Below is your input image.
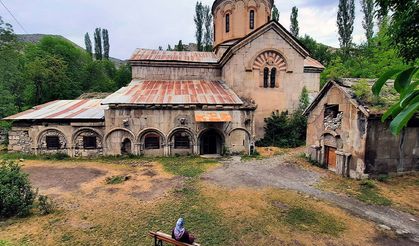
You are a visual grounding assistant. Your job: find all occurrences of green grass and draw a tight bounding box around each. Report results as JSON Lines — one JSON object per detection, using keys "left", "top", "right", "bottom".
{"left": 0, "top": 152, "right": 69, "bottom": 161}
{"left": 105, "top": 175, "right": 129, "bottom": 185}
{"left": 157, "top": 156, "right": 218, "bottom": 178}
{"left": 0, "top": 240, "right": 12, "bottom": 246}
{"left": 357, "top": 186, "right": 392, "bottom": 206}
{"left": 284, "top": 207, "right": 345, "bottom": 236}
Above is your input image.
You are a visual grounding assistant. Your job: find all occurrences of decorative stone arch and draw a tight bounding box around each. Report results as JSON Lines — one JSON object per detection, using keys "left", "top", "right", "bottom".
{"left": 36, "top": 128, "right": 68, "bottom": 154}
{"left": 198, "top": 128, "right": 226, "bottom": 155}
{"left": 167, "top": 127, "right": 197, "bottom": 156}
{"left": 104, "top": 128, "right": 136, "bottom": 156}
{"left": 72, "top": 128, "right": 104, "bottom": 157}
{"left": 137, "top": 128, "right": 166, "bottom": 156}
{"left": 227, "top": 128, "right": 252, "bottom": 154}
{"left": 251, "top": 50, "right": 288, "bottom": 71}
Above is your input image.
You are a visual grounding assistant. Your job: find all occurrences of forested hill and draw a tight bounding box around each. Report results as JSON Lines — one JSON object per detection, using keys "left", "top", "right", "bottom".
{"left": 17, "top": 34, "right": 125, "bottom": 67}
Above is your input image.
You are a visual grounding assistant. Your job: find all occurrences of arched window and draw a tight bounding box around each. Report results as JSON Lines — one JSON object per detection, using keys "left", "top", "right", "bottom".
{"left": 226, "top": 14, "right": 230, "bottom": 33}
{"left": 249, "top": 10, "right": 255, "bottom": 29}
{"left": 174, "top": 132, "right": 190, "bottom": 149}
{"left": 263, "top": 67, "right": 269, "bottom": 88}
{"left": 144, "top": 133, "right": 160, "bottom": 149}
{"left": 270, "top": 68, "right": 277, "bottom": 88}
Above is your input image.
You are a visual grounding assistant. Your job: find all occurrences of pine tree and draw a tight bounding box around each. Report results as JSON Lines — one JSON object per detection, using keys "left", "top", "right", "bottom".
{"left": 84, "top": 33, "right": 92, "bottom": 57}
{"left": 203, "top": 5, "right": 213, "bottom": 51}
{"left": 102, "top": 29, "right": 110, "bottom": 60}
{"left": 290, "top": 6, "right": 299, "bottom": 37}
{"left": 176, "top": 40, "right": 184, "bottom": 51}
{"left": 337, "top": 0, "right": 355, "bottom": 55}
{"left": 94, "top": 28, "right": 102, "bottom": 60}
{"left": 271, "top": 5, "right": 280, "bottom": 21}
{"left": 360, "top": 0, "right": 374, "bottom": 44}
{"left": 194, "top": 2, "right": 204, "bottom": 51}
{"left": 167, "top": 45, "right": 172, "bottom": 51}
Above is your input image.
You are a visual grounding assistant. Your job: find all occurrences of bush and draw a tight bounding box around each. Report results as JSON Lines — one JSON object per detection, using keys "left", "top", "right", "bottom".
{"left": 105, "top": 175, "right": 130, "bottom": 185}
{"left": 37, "top": 195, "right": 54, "bottom": 215}
{"left": 0, "top": 160, "right": 35, "bottom": 218}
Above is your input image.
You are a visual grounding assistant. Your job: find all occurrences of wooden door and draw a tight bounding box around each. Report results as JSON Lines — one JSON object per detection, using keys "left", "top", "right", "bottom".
{"left": 325, "top": 147, "right": 337, "bottom": 169}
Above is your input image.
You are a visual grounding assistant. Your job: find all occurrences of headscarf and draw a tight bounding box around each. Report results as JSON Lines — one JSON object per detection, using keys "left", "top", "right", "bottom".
{"left": 174, "top": 218, "right": 185, "bottom": 240}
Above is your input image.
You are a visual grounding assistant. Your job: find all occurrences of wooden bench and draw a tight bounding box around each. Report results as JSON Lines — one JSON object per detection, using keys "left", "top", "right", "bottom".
{"left": 149, "top": 231, "right": 201, "bottom": 246}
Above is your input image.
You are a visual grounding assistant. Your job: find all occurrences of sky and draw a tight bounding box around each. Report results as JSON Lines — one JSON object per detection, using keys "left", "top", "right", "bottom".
{"left": 0, "top": 0, "right": 368, "bottom": 60}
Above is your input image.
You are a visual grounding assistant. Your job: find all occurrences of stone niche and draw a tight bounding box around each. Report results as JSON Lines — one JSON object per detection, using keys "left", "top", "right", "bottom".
{"left": 37, "top": 129, "right": 68, "bottom": 155}
{"left": 73, "top": 129, "right": 103, "bottom": 157}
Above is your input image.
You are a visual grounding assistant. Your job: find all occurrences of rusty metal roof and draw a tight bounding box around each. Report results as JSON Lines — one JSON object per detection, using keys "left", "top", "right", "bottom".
{"left": 195, "top": 111, "right": 232, "bottom": 122}
{"left": 130, "top": 49, "right": 218, "bottom": 63}
{"left": 102, "top": 80, "right": 243, "bottom": 105}
{"left": 4, "top": 99, "right": 107, "bottom": 120}
{"left": 304, "top": 56, "right": 325, "bottom": 69}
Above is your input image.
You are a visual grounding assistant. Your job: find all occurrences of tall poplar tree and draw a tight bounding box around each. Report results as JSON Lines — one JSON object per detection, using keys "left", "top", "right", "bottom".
{"left": 102, "top": 29, "right": 110, "bottom": 60}
{"left": 360, "top": 0, "right": 374, "bottom": 44}
{"left": 84, "top": 33, "right": 92, "bottom": 57}
{"left": 94, "top": 28, "right": 102, "bottom": 60}
{"left": 290, "top": 6, "right": 299, "bottom": 37}
{"left": 337, "top": 0, "right": 355, "bottom": 55}
{"left": 194, "top": 2, "right": 204, "bottom": 51}
{"left": 203, "top": 5, "right": 213, "bottom": 51}
{"left": 271, "top": 5, "right": 280, "bottom": 21}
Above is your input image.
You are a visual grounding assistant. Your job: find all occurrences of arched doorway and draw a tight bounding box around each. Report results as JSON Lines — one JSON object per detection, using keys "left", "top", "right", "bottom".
{"left": 121, "top": 138, "right": 132, "bottom": 155}
{"left": 200, "top": 129, "right": 224, "bottom": 155}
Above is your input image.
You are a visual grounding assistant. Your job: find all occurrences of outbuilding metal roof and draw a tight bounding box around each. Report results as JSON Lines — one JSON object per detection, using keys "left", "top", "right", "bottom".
{"left": 102, "top": 80, "right": 243, "bottom": 105}
{"left": 4, "top": 99, "right": 107, "bottom": 120}
{"left": 130, "top": 49, "right": 218, "bottom": 63}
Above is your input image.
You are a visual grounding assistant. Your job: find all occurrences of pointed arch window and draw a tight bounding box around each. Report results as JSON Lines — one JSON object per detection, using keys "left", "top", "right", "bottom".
{"left": 263, "top": 67, "right": 269, "bottom": 88}
{"left": 250, "top": 10, "right": 255, "bottom": 29}
{"left": 270, "top": 68, "right": 277, "bottom": 88}
{"left": 226, "top": 14, "right": 230, "bottom": 33}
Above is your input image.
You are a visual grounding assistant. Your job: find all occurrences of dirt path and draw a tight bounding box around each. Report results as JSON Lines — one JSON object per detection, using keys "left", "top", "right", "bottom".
{"left": 203, "top": 155, "right": 419, "bottom": 243}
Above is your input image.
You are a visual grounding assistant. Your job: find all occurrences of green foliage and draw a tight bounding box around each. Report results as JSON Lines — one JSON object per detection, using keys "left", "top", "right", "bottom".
{"left": 0, "top": 160, "right": 35, "bottom": 218}
{"left": 298, "top": 35, "right": 333, "bottom": 66}
{"left": 290, "top": 6, "right": 299, "bottom": 37}
{"left": 203, "top": 5, "right": 213, "bottom": 51}
{"left": 105, "top": 175, "right": 129, "bottom": 185}
{"left": 271, "top": 5, "right": 280, "bottom": 21}
{"left": 284, "top": 207, "right": 345, "bottom": 236}
{"left": 94, "top": 28, "right": 103, "bottom": 60}
{"left": 102, "top": 29, "right": 110, "bottom": 60}
{"left": 337, "top": 0, "right": 355, "bottom": 55}
{"left": 175, "top": 40, "right": 184, "bottom": 51}
{"left": 158, "top": 157, "right": 218, "bottom": 178}
{"left": 84, "top": 32, "right": 92, "bottom": 57}
{"left": 37, "top": 195, "right": 54, "bottom": 215}
{"left": 357, "top": 181, "right": 392, "bottom": 206}
{"left": 360, "top": 0, "right": 374, "bottom": 43}
{"left": 194, "top": 2, "right": 212, "bottom": 52}
{"left": 194, "top": 2, "right": 204, "bottom": 51}
{"left": 257, "top": 88, "right": 309, "bottom": 148}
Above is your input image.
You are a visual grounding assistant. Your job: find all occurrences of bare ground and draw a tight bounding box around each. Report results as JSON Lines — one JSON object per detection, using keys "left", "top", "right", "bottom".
{"left": 203, "top": 155, "right": 419, "bottom": 244}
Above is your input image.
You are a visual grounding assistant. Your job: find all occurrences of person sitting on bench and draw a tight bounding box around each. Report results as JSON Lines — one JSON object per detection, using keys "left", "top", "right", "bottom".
{"left": 171, "top": 218, "right": 195, "bottom": 244}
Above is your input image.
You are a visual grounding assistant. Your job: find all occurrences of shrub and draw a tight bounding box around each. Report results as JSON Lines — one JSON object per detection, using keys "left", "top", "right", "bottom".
{"left": 0, "top": 160, "right": 35, "bottom": 218}
{"left": 360, "top": 179, "right": 376, "bottom": 189}
{"left": 37, "top": 195, "right": 54, "bottom": 215}
{"left": 105, "top": 175, "right": 130, "bottom": 185}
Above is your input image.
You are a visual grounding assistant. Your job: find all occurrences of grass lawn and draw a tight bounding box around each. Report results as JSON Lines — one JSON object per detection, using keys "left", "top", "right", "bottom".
{"left": 0, "top": 154, "right": 405, "bottom": 245}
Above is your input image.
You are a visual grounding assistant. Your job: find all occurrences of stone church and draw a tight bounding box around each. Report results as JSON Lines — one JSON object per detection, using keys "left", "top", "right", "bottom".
{"left": 5, "top": 0, "right": 324, "bottom": 157}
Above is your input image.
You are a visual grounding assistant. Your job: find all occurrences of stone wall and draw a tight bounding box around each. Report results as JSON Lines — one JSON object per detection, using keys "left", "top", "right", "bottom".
{"left": 365, "top": 119, "right": 419, "bottom": 175}
{"left": 104, "top": 107, "right": 254, "bottom": 156}
{"left": 306, "top": 85, "right": 368, "bottom": 179}
{"left": 221, "top": 28, "right": 320, "bottom": 138}
{"left": 132, "top": 66, "right": 221, "bottom": 81}
{"left": 0, "top": 129, "right": 7, "bottom": 144}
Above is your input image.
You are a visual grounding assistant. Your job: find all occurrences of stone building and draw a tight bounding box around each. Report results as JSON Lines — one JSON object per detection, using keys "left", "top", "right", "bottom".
{"left": 305, "top": 79, "right": 418, "bottom": 179}
{"left": 5, "top": 0, "right": 323, "bottom": 157}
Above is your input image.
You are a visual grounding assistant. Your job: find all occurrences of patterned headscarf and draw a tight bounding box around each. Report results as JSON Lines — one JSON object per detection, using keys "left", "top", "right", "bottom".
{"left": 174, "top": 218, "right": 185, "bottom": 240}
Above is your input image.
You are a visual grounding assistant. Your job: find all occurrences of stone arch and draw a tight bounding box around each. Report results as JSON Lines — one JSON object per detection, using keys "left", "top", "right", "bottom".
{"left": 72, "top": 128, "right": 104, "bottom": 157}
{"left": 198, "top": 128, "right": 226, "bottom": 155}
{"left": 228, "top": 128, "right": 251, "bottom": 154}
{"left": 137, "top": 128, "right": 166, "bottom": 157}
{"left": 36, "top": 128, "right": 68, "bottom": 154}
{"left": 167, "top": 128, "right": 197, "bottom": 156}
{"left": 252, "top": 50, "right": 288, "bottom": 71}
{"left": 104, "top": 128, "right": 135, "bottom": 156}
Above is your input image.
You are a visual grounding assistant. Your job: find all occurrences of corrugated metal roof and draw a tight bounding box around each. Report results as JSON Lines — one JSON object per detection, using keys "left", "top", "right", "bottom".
{"left": 4, "top": 99, "right": 107, "bottom": 120}
{"left": 195, "top": 111, "right": 232, "bottom": 122}
{"left": 304, "top": 56, "right": 325, "bottom": 69}
{"left": 130, "top": 49, "right": 218, "bottom": 63}
{"left": 102, "top": 80, "right": 243, "bottom": 105}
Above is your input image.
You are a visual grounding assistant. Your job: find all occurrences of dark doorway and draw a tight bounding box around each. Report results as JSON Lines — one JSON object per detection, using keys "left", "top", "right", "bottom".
{"left": 121, "top": 138, "right": 132, "bottom": 155}
{"left": 200, "top": 129, "right": 223, "bottom": 155}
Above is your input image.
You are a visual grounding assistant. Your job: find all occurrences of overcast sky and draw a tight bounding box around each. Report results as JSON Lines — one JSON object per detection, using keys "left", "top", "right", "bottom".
{"left": 0, "top": 0, "right": 368, "bottom": 59}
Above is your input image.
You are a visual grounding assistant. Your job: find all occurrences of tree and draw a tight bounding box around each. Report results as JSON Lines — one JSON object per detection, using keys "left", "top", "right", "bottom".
{"left": 271, "top": 5, "right": 280, "bottom": 21}
{"left": 158, "top": 46, "right": 163, "bottom": 51}
{"left": 102, "top": 29, "right": 110, "bottom": 60}
{"left": 175, "top": 40, "right": 184, "bottom": 51}
{"left": 94, "top": 28, "right": 102, "bottom": 60}
{"left": 299, "top": 35, "right": 333, "bottom": 66}
{"left": 84, "top": 32, "right": 92, "bottom": 57}
{"left": 290, "top": 6, "right": 299, "bottom": 37}
{"left": 194, "top": 2, "right": 204, "bottom": 51}
{"left": 114, "top": 63, "right": 132, "bottom": 88}
{"left": 360, "top": 0, "right": 374, "bottom": 44}
{"left": 203, "top": 5, "right": 213, "bottom": 51}
{"left": 167, "top": 44, "right": 172, "bottom": 51}
{"left": 337, "top": 0, "right": 355, "bottom": 55}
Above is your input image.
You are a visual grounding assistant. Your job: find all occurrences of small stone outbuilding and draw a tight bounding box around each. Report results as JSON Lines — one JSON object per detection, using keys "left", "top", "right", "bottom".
{"left": 305, "top": 79, "right": 418, "bottom": 179}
